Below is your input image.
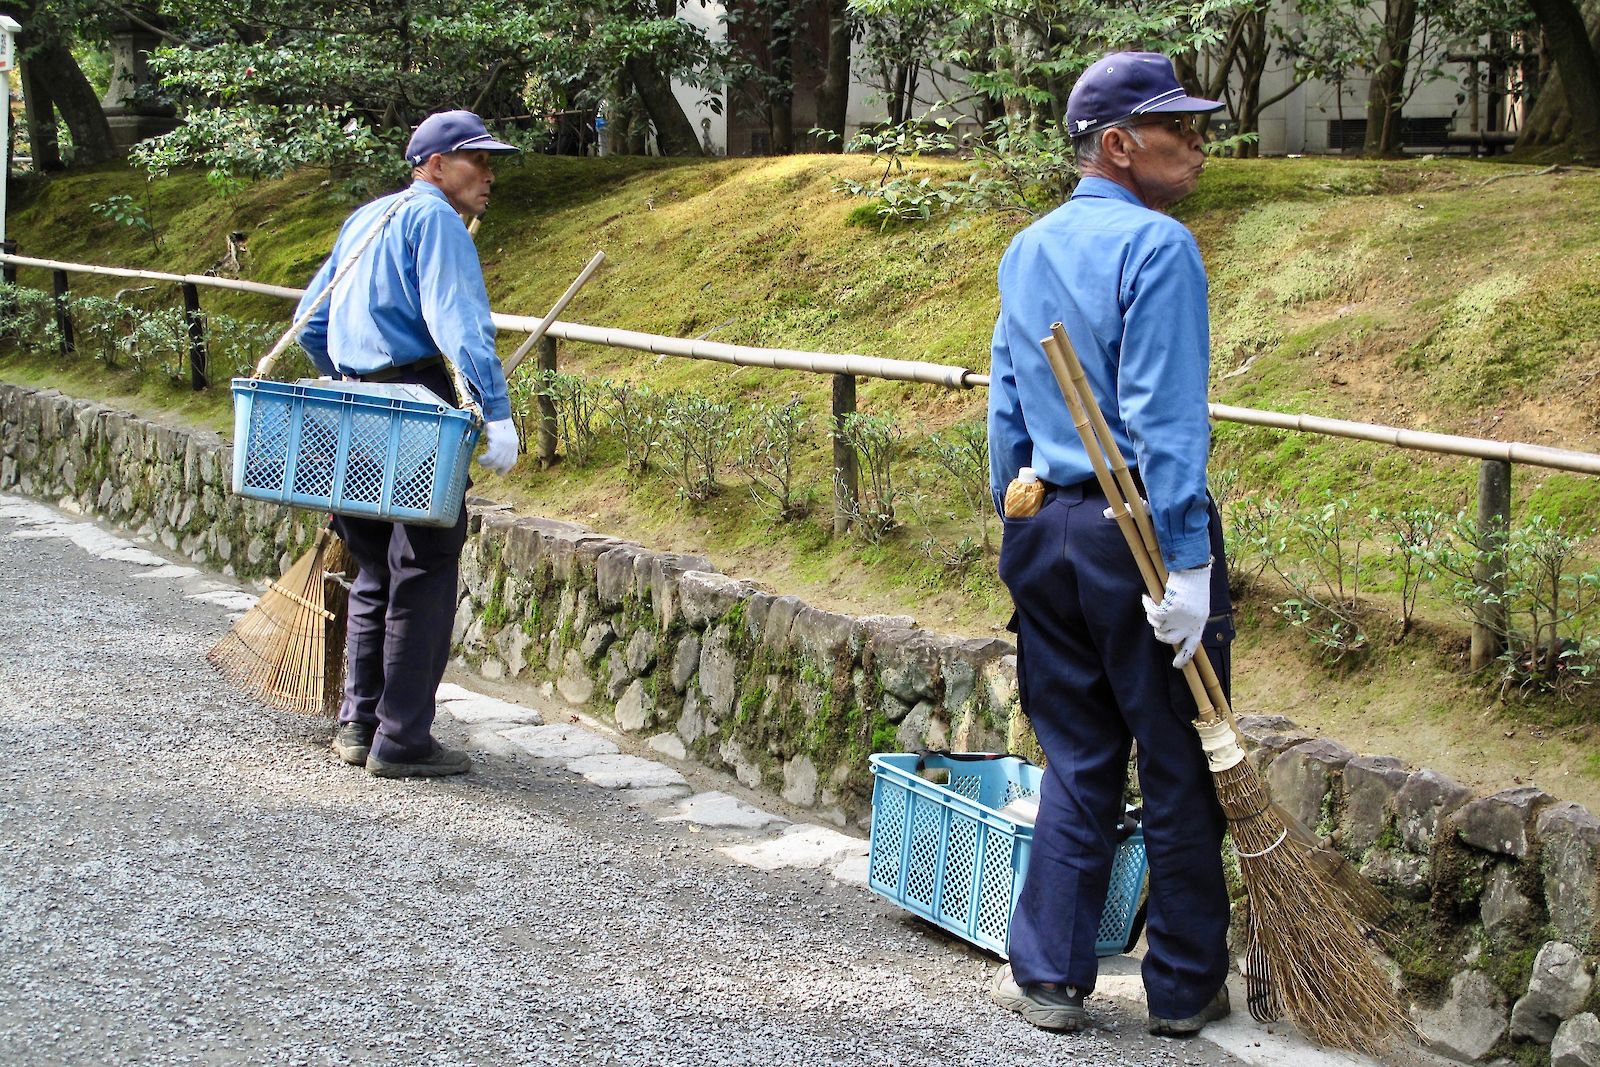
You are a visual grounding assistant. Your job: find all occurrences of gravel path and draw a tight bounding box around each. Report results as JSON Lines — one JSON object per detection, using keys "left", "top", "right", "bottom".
{"left": 0, "top": 494, "right": 1268, "bottom": 1067}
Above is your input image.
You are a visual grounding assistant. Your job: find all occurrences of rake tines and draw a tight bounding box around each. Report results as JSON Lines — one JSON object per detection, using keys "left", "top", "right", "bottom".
{"left": 208, "top": 527, "right": 348, "bottom": 716}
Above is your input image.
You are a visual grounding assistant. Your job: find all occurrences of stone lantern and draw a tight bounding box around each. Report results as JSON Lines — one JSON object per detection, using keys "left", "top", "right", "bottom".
{"left": 99, "top": 15, "right": 177, "bottom": 153}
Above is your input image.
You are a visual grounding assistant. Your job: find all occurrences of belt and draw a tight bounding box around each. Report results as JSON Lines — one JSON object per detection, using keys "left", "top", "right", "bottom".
{"left": 1042, "top": 469, "right": 1147, "bottom": 504}
{"left": 345, "top": 354, "right": 445, "bottom": 383}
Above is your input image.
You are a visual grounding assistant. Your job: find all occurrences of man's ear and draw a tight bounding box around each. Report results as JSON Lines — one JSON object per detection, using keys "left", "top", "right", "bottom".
{"left": 1100, "top": 127, "right": 1137, "bottom": 169}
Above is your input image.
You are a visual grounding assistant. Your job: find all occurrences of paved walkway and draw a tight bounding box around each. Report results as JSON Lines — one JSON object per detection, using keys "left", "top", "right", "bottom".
{"left": 0, "top": 492, "right": 1417, "bottom": 1066}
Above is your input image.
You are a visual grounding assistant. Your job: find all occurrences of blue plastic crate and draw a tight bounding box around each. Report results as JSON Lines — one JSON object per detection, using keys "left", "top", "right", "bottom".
{"left": 867, "top": 752, "right": 1147, "bottom": 958}
{"left": 230, "top": 378, "right": 481, "bottom": 527}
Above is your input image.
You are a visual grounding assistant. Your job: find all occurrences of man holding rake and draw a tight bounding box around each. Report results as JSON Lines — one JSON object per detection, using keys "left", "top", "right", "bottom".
{"left": 296, "top": 110, "right": 521, "bottom": 778}
{"left": 986, "top": 53, "right": 1235, "bottom": 1036}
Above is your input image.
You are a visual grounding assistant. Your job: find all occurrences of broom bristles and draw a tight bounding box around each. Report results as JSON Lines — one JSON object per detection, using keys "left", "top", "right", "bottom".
{"left": 1217, "top": 758, "right": 1415, "bottom": 1055}
{"left": 208, "top": 528, "right": 340, "bottom": 716}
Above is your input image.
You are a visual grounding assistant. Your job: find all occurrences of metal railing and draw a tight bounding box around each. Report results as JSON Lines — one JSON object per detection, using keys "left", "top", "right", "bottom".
{"left": 5, "top": 248, "right": 1598, "bottom": 664}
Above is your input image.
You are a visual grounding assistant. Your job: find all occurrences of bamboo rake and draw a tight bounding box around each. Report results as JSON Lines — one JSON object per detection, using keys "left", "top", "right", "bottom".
{"left": 207, "top": 528, "right": 352, "bottom": 717}
{"left": 502, "top": 251, "right": 607, "bottom": 378}
{"left": 1038, "top": 325, "right": 1413, "bottom": 1056}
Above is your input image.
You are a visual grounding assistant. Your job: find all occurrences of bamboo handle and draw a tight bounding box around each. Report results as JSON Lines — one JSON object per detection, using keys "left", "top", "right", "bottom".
{"left": 1039, "top": 331, "right": 1222, "bottom": 724}
{"left": 1048, "top": 324, "right": 1234, "bottom": 722}
{"left": 502, "top": 251, "right": 607, "bottom": 379}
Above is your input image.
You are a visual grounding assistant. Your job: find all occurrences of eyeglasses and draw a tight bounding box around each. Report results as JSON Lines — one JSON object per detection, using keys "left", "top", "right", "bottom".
{"left": 1123, "top": 114, "right": 1203, "bottom": 136}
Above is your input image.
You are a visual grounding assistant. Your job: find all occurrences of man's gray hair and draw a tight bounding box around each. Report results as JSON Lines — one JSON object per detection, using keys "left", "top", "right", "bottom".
{"left": 1073, "top": 123, "right": 1145, "bottom": 168}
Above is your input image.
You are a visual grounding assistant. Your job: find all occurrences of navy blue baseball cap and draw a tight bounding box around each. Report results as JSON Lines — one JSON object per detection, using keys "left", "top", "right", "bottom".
{"left": 1066, "top": 52, "right": 1223, "bottom": 137}
{"left": 405, "top": 110, "right": 520, "bottom": 166}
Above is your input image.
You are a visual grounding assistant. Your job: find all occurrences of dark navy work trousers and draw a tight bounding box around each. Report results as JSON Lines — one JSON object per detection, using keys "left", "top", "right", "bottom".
{"left": 997, "top": 479, "right": 1232, "bottom": 1020}
{"left": 331, "top": 361, "right": 467, "bottom": 764}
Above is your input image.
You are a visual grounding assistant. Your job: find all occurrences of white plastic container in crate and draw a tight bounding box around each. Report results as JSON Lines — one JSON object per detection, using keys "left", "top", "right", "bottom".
{"left": 867, "top": 751, "right": 1147, "bottom": 958}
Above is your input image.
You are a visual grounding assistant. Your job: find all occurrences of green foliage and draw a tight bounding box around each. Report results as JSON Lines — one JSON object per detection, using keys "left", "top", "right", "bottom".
{"left": 1431, "top": 513, "right": 1600, "bottom": 698}
{"left": 658, "top": 392, "right": 735, "bottom": 502}
{"left": 89, "top": 193, "right": 161, "bottom": 254}
{"left": 202, "top": 315, "right": 286, "bottom": 383}
{"left": 604, "top": 379, "right": 663, "bottom": 477}
{"left": 1376, "top": 506, "right": 1445, "bottom": 636}
{"left": 133, "top": 104, "right": 403, "bottom": 199}
{"left": 834, "top": 111, "right": 1078, "bottom": 225}
{"left": 1261, "top": 493, "right": 1375, "bottom": 663}
{"left": 907, "top": 419, "right": 991, "bottom": 571}
{"left": 126, "top": 0, "right": 732, "bottom": 189}
{"left": 735, "top": 395, "right": 814, "bottom": 521}
{"left": 837, "top": 410, "right": 903, "bottom": 542}
{"left": 537, "top": 370, "right": 604, "bottom": 467}
{"left": 0, "top": 284, "right": 62, "bottom": 353}
{"left": 68, "top": 294, "right": 135, "bottom": 368}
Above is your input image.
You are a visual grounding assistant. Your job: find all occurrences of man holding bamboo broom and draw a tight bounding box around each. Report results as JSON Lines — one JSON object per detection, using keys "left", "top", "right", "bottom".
{"left": 295, "top": 110, "right": 521, "bottom": 778}
{"left": 986, "top": 53, "right": 1234, "bottom": 1036}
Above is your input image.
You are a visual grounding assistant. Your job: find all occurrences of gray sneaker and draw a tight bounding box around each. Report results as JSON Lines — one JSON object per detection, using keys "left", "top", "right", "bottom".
{"left": 366, "top": 740, "right": 472, "bottom": 779}
{"left": 1149, "top": 985, "right": 1231, "bottom": 1037}
{"left": 990, "top": 964, "right": 1090, "bottom": 1032}
{"left": 331, "top": 721, "right": 375, "bottom": 766}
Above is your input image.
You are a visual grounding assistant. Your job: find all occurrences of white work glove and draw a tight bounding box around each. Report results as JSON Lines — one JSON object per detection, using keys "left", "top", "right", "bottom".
{"left": 479, "top": 418, "right": 520, "bottom": 474}
{"left": 1142, "top": 562, "right": 1212, "bottom": 669}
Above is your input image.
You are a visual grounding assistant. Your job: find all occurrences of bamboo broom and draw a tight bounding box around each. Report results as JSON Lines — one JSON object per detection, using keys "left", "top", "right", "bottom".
{"left": 208, "top": 527, "right": 345, "bottom": 716}
{"left": 1038, "top": 324, "right": 1412, "bottom": 1056}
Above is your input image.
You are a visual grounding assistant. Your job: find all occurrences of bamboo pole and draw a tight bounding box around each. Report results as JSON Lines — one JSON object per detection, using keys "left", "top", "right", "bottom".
{"left": 0, "top": 252, "right": 305, "bottom": 299}
{"left": 4, "top": 250, "right": 1600, "bottom": 476}
{"left": 502, "top": 251, "right": 606, "bottom": 378}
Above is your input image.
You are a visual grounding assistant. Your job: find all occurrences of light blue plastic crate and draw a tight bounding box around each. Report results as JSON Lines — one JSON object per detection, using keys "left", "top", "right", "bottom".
{"left": 867, "top": 752, "right": 1147, "bottom": 959}
{"left": 231, "top": 378, "right": 481, "bottom": 527}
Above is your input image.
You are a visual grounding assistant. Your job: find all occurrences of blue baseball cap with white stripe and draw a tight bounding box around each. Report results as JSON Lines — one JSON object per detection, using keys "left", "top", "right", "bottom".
{"left": 405, "top": 110, "right": 520, "bottom": 166}
{"left": 1065, "top": 52, "right": 1223, "bottom": 138}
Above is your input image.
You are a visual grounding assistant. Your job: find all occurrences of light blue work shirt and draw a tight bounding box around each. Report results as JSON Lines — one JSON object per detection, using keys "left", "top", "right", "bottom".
{"left": 296, "top": 180, "right": 511, "bottom": 423}
{"left": 988, "top": 176, "right": 1214, "bottom": 572}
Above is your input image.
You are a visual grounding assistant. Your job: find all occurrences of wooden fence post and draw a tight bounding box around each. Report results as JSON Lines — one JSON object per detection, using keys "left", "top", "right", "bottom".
{"left": 51, "top": 268, "right": 73, "bottom": 356}
{"left": 831, "top": 372, "right": 858, "bottom": 535}
{"left": 181, "top": 282, "right": 208, "bottom": 390}
{"left": 536, "top": 334, "right": 558, "bottom": 467}
{"left": 1470, "top": 458, "right": 1511, "bottom": 672}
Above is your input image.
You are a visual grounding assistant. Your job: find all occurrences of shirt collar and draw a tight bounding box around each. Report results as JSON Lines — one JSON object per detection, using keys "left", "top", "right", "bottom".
{"left": 408, "top": 178, "right": 451, "bottom": 203}
{"left": 1070, "top": 175, "right": 1143, "bottom": 206}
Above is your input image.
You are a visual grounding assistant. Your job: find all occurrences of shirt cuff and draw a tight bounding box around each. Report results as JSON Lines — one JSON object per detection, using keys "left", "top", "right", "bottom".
{"left": 1163, "top": 533, "right": 1213, "bottom": 573}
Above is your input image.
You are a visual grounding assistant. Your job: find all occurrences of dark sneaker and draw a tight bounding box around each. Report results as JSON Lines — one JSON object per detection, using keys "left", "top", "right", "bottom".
{"left": 332, "top": 721, "right": 376, "bottom": 766}
{"left": 365, "top": 741, "right": 472, "bottom": 779}
{"left": 1149, "top": 986, "right": 1231, "bottom": 1037}
{"left": 990, "top": 964, "right": 1090, "bottom": 1032}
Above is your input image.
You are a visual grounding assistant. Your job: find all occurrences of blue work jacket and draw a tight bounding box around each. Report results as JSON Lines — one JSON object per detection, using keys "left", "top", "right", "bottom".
{"left": 296, "top": 180, "right": 511, "bottom": 423}
{"left": 987, "top": 176, "right": 1215, "bottom": 572}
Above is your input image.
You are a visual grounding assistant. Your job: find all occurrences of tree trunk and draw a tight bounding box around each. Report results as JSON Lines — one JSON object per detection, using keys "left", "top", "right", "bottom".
{"left": 1233, "top": 10, "right": 1270, "bottom": 157}
{"left": 625, "top": 54, "right": 704, "bottom": 156}
{"left": 1523, "top": 0, "right": 1600, "bottom": 158}
{"left": 812, "top": 0, "right": 852, "bottom": 151}
{"left": 1519, "top": 0, "right": 1598, "bottom": 145}
{"left": 18, "top": 51, "right": 59, "bottom": 171}
{"left": 1364, "top": 0, "right": 1417, "bottom": 156}
{"left": 20, "top": 39, "right": 117, "bottom": 166}
{"left": 767, "top": 0, "right": 794, "bottom": 154}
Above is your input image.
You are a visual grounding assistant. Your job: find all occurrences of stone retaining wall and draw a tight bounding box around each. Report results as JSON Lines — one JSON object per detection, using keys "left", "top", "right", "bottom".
{"left": 6, "top": 381, "right": 1600, "bottom": 1066}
